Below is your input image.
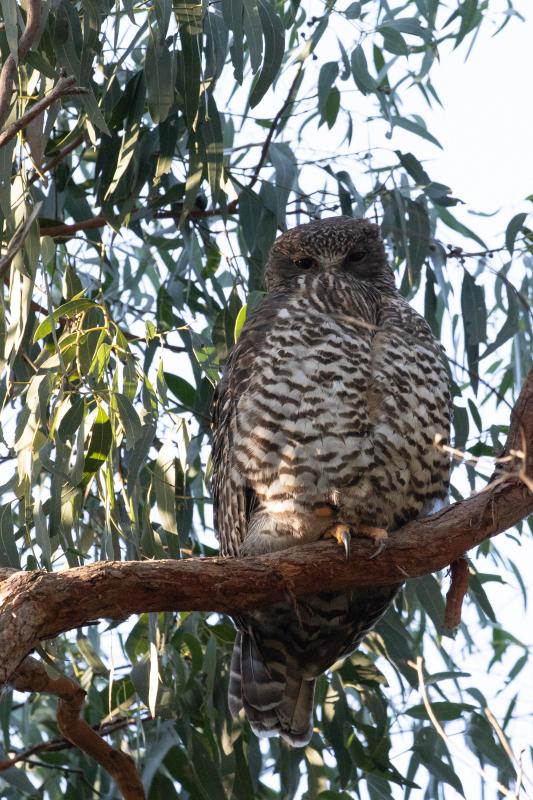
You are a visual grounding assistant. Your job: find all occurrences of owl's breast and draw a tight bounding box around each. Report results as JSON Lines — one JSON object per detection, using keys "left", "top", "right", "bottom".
{"left": 233, "top": 300, "right": 450, "bottom": 545}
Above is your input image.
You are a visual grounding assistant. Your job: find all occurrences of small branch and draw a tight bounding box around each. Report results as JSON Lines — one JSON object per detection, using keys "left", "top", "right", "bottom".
{"left": 40, "top": 213, "right": 107, "bottom": 239}
{"left": 0, "top": 0, "right": 41, "bottom": 130}
{"left": 0, "top": 76, "right": 88, "bottom": 149}
{"left": 10, "top": 657, "right": 145, "bottom": 800}
{"left": 409, "top": 656, "right": 515, "bottom": 798}
{"left": 28, "top": 132, "right": 85, "bottom": 185}
{"left": 444, "top": 557, "right": 469, "bottom": 629}
{"left": 0, "top": 717, "right": 139, "bottom": 770}
{"left": 246, "top": 64, "right": 303, "bottom": 195}
{"left": 484, "top": 708, "right": 533, "bottom": 794}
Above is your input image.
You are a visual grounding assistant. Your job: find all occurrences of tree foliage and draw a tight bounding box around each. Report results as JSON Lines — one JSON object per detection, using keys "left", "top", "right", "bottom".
{"left": 0, "top": 0, "right": 531, "bottom": 797}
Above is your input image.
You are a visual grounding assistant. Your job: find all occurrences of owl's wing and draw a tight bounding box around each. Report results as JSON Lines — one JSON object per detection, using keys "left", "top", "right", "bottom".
{"left": 211, "top": 368, "right": 251, "bottom": 557}
{"left": 211, "top": 292, "right": 285, "bottom": 556}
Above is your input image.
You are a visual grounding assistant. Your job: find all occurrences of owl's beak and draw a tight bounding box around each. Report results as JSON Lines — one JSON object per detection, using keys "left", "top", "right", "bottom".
{"left": 321, "top": 258, "right": 344, "bottom": 272}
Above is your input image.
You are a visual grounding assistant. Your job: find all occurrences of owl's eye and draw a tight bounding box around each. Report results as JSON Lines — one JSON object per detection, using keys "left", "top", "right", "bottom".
{"left": 347, "top": 251, "right": 366, "bottom": 263}
{"left": 293, "top": 257, "right": 317, "bottom": 269}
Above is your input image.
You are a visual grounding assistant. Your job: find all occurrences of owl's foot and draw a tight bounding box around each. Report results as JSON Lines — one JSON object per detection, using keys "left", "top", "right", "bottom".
{"left": 323, "top": 523, "right": 351, "bottom": 559}
{"left": 357, "top": 525, "right": 389, "bottom": 559}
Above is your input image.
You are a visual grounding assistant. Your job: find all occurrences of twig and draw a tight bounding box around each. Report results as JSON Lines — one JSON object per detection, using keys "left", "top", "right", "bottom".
{"left": 0, "top": 0, "right": 41, "bottom": 130}
{"left": 28, "top": 132, "right": 85, "bottom": 185}
{"left": 0, "top": 716, "right": 140, "bottom": 770}
{"left": 409, "top": 656, "right": 515, "bottom": 798}
{"left": 0, "top": 76, "right": 88, "bottom": 149}
{"left": 10, "top": 657, "right": 145, "bottom": 800}
{"left": 484, "top": 708, "right": 533, "bottom": 794}
{"left": 444, "top": 556, "right": 469, "bottom": 629}
{"left": 246, "top": 64, "right": 304, "bottom": 194}
{"left": 515, "top": 750, "right": 525, "bottom": 799}
{"left": 0, "top": 202, "right": 42, "bottom": 280}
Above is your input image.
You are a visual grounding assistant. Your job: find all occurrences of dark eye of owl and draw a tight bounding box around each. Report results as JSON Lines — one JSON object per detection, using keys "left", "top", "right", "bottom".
{"left": 293, "top": 257, "right": 317, "bottom": 269}
{"left": 347, "top": 250, "right": 366, "bottom": 262}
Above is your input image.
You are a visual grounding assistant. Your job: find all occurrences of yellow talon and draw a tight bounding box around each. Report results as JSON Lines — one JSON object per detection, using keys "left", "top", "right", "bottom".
{"left": 323, "top": 523, "right": 351, "bottom": 559}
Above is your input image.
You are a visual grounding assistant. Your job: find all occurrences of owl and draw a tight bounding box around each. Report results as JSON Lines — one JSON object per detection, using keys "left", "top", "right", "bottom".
{"left": 211, "top": 216, "right": 451, "bottom": 746}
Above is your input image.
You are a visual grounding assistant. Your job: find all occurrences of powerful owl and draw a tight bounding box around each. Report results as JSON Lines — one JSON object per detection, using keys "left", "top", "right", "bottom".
{"left": 211, "top": 216, "right": 451, "bottom": 746}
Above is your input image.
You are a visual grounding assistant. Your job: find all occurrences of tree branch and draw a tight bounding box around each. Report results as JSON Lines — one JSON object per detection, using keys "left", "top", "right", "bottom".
{"left": 0, "top": 0, "right": 41, "bottom": 130}
{"left": 10, "top": 657, "right": 145, "bottom": 800}
{"left": 0, "top": 369, "right": 531, "bottom": 688}
{"left": 0, "top": 75, "right": 88, "bottom": 149}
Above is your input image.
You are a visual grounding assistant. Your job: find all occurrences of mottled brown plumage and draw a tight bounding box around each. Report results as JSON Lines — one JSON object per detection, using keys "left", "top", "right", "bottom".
{"left": 211, "top": 216, "right": 451, "bottom": 746}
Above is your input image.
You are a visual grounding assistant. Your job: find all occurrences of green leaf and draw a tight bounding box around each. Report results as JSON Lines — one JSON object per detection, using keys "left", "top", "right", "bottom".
{"left": 406, "top": 702, "right": 476, "bottom": 721}
{"left": 242, "top": 0, "right": 263, "bottom": 74}
{"left": 344, "top": 2, "right": 361, "bottom": 19}
{"left": 249, "top": 0, "right": 285, "bottom": 107}
{"left": 453, "top": 404, "right": 469, "bottom": 449}
{"left": 177, "top": 25, "right": 201, "bottom": 128}
{"left": 200, "top": 94, "right": 224, "bottom": 205}
{"left": 0, "top": 504, "right": 19, "bottom": 568}
{"left": 351, "top": 45, "right": 377, "bottom": 94}
{"left": 383, "top": 17, "right": 428, "bottom": 39}
{"left": 145, "top": 26, "right": 176, "bottom": 124}
{"left": 82, "top": 406, "right": 113, "bottom": 487}
{"left": 269, "top": 142, "right": 298, "bottom": 229}
{"left": 58, "top": 396, "right": 85, "bottom": 442}
{"left": 33, "top": 298, "right": 97, "bottom": 342}
{"left": 461, "top": 271, "right": 487, "bottom": 346}
{"left": 0, "top": 0, "right": 19, "bottom": 61}
{"left": 396, "top": 151, "right": 430, "bottom": 185}
{"left": 390, "top": 116, "right": 442, "bottom": 149}
{"left": 406, "top": 200, "right": 430, "bottom": 274}
{"left": 435, "top": 206, "right": 487, "bottom": 248}
{"left": 224, "top": 0, "right": 244, "bottom": 83}
{"left": 318, "top": 61, "right": 339, "bottom": 120}
{"left": 505, "top": 212, "right": 527, "bottom": 254}
{"left": 233, "top": 305, "right": 247, "bottom": 341}
{"left": 154, "top": 442, "right": 177, "bottom": 536}
{"left": 414, "top": 575, "right": 447, "bottom": 636}
{"left": 114, "top": 393, "right": 142, "bottom": 449}
{"left": 164, "top": 373, "right": 196, "bottom": 409}
{"left": 378, "top": 26, "right": 409, "bottom": 56}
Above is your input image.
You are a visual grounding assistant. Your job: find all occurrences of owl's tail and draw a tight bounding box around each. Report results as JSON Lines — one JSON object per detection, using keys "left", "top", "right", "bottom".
{"left": 229, "top": 631, "right": 315, "bottom": 747}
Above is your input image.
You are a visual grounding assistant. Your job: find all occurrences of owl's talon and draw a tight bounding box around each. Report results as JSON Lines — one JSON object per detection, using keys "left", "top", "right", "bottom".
{"left": 357, "top": 525, "right": 389, "bottom": 559}
{"left": 323, "top": 523, "right": 351, "bottom": 559}
{"left": 368, "top": 539, "right": 387, "bottom": 560}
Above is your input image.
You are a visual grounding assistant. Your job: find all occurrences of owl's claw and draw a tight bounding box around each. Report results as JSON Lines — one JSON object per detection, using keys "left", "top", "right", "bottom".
{"left": 323, "top": 523, "right": 351, "bottom": 559}
{"left": 357, "top": 525, "right": 389, "bottom": 559}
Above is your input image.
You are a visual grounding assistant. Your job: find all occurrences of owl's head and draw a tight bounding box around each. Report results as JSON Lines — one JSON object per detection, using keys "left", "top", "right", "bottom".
{"left": 264, "top": 216, "right": 395, "bottom": 292}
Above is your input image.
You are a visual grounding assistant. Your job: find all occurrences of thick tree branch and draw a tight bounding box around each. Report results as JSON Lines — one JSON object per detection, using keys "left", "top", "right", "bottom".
{"left": 9, "top": 657, "right": 145, "bottom": 800}
{"left": 0, "top": 369, "right": 531, "bottom": 688}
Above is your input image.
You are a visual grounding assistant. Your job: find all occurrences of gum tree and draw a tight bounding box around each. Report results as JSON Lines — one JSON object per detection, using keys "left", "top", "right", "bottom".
{"left": 0, "top": 1, "right": 531, "bottom": 798}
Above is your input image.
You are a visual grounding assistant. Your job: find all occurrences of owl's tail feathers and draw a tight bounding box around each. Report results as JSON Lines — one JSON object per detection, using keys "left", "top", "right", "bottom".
{"left": 229, "top": 631, "right": 315, "bottom": 747}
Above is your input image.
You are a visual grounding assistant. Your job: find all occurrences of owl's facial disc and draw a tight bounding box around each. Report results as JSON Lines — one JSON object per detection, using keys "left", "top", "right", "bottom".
{"left": 265, "top": 216, "right": 395, "bottom": 292}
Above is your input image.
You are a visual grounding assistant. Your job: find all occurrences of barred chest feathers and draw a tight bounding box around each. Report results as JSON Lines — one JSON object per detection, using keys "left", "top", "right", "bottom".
{"left": 233, "top": 270, "right": 450, "bottom": 556}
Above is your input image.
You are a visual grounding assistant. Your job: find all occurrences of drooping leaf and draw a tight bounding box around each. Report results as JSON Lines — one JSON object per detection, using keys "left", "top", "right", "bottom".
{"left": 351, "top": 45, "right": 377, "bottom": 94}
